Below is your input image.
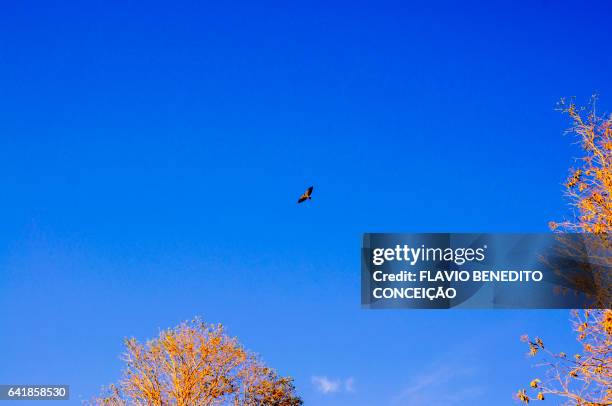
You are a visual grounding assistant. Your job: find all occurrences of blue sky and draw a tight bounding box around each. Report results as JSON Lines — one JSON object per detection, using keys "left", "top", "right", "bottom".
{"left": 0, "top": 1, "right": 611, "bottom": 404}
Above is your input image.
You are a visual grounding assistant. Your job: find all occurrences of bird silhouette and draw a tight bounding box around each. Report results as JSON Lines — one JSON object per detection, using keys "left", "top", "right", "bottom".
{"left": 297, "top": 186, "right": 313, "bottom": 203}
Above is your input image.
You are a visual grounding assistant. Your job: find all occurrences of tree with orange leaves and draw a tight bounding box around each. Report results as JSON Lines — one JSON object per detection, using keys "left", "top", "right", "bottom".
{"left": 549, "top": 96, "right": 612, "bottom": 235}
{"left": 518, "top": 310, "right": 611, "bottom": 405}
{"left": 517, "top": 97, "right": 611, "bottom": 405}
{"left": 90, "top": 318, "right": 302, "bottom": 405}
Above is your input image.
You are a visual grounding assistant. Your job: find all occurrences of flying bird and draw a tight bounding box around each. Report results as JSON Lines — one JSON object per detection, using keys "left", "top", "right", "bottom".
{"left": 297, "top": 186, "right": 313, "bottom": 204}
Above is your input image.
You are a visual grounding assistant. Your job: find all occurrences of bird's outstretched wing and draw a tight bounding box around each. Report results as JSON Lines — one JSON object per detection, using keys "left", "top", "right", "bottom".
{"left": 297, "top": 186, "right": 314, "bottom": 203}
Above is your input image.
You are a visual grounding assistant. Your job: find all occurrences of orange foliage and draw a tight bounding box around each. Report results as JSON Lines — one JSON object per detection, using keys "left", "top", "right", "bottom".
{"left": 518, "top": 97, "right": 612, "bottom": 405}
{"left": 518, "top": 310, "right": 611, "bottom": 405}
{"left": 550, "top": 96, "right": 612, "bottom": 235}
{"left": 90, "top": 318, "right": 302, "bottom": 405}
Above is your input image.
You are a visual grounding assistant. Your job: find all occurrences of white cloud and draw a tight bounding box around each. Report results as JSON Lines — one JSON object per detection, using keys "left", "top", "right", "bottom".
{"left": 392, "top": 366, "right": 452, "bottom": 402}
{"left": 311, "top": 376, "right": 356, "bottom": 394}
{"left": 391, "top": 365, "right": 483, "bottom": 405}
{"left": 311, "top": 376, "right": 340, "bottom": 394}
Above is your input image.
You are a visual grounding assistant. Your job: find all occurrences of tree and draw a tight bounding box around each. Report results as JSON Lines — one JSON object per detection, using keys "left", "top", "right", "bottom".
{"left": 91, "top": 318, "right": 302, "bottom": 405}
{"left": 517, "top": 97, "right": 612, "bottom": 405}
{"left": 518, "top": 310, "right": 611, "bottom": 405}
{"left": 549, "top": 96, "right": 612, "bottom": 235}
